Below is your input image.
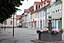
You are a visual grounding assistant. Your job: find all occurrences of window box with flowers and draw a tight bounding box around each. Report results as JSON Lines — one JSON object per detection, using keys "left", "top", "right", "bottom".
{"left": 37, "top": 28, "right": 48, "bottom": 33}
{"left": 51, "top": 29, "right": 63, "bottom": 35}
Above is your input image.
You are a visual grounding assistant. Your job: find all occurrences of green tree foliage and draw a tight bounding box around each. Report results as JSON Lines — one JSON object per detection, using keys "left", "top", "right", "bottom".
{"left": 0, "top": 0, "right": 24, "bottom": 23}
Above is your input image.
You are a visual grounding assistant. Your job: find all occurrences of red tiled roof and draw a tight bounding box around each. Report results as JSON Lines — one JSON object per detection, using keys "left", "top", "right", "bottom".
{"left": 32, "top": 0, "right": 50, "bottom": 14}
{"left": 46, "top": 0, "right": 50, "bottom": 2}
{"left": 34, "top": 0, "right": 50, "bottom": 6}
{"left": 16, "top": 15, "right": 21, "bottom": 20}
{"left": 34, "top": 2, "right": 43, "bottom": 6}
{"left": 24, "top": 9, "right": 30, "bottom": 13}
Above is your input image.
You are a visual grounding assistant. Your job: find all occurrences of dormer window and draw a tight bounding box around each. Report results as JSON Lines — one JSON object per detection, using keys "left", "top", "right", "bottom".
{"left": 56, "top": 10, "right": 57, "bottom": 12}
{"left": 41, "top": 0, "right": 45, "bottom": 1}
{"left": 39, "top": 5, "right": 40, "bottom": 9}
{"left": 56, "top": 0, "right": 59, "bottom": 2}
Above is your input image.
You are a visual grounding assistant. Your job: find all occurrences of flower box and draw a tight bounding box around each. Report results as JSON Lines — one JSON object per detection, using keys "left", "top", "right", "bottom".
{"left": 37, "top": 29, "right": 48, "bottom": 33}
{"left": 51, "top": 29, "right": 63, "bottom": 35}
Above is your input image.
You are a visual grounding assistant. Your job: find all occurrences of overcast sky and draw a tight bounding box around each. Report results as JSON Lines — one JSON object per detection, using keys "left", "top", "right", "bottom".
{"left": 16, "top": 0, "right": 41, "bottom": 15}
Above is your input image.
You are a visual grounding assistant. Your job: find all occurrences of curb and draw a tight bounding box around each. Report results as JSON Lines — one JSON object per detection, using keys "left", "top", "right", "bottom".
{"left": 31, "top": 39, "right": 64, "bottom": 43}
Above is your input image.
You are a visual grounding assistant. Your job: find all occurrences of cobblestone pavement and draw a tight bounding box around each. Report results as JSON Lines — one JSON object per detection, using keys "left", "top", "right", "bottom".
{"left": 0, "top": 28, "right": 38, "bottom": 43}
{"left": 0, "top": 28, "right": 64, "bottom": 43}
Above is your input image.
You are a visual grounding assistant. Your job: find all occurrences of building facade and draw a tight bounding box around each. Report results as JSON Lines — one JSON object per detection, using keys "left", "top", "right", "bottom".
{"left": 33, "top": 0, "right": 50, "bottom": 30}
{"left": 62, "top": 0, "right": 64, "bottom": 30}
{"left": 20, "top": 0, "right": 62, "bottom": 30}
{"left": 3, "top": 15, "right": 17, "bottom": 28}
{"left": 47, "top": 0, "right": 62, "bottom": 30}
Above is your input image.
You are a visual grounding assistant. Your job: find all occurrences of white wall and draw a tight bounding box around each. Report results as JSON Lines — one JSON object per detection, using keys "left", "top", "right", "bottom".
{"left": 3, "top": 15, "right": 17, "bottom": 27}
{"left": 0, "top": 23, "right": 2, "bottom": 27}
{"left": 4, "top": 18, "right": 16, "bottom": 27}
{"left": 62, "top": 0, "right": 64, "bottom": 29}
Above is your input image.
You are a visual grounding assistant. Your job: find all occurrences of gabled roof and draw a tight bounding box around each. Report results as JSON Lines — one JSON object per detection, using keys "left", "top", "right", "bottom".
{"left": 24, "top": 6, "right": 34, "bottom": 14}
{"left": 24, "top": 9, "right": 30, "bottom": 13}
{"left": 31, "top": 0, "right": 50, "bottom": 14}
{"left": 16, "top": 15, "right": 21, "bottom": 20}
{"left": 29, "top": 6, "right": 34, "bottom": 12}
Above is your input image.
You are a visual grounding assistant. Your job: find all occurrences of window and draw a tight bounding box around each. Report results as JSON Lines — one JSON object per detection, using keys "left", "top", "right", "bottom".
{"left": 54, "top": 20, "right": 59, "bottom": 29}
{"left": 4, "top": 21, "right": 7, "bottom": 25}
{"left": 41, "top": 0, "right": 44, "bottom": 1}
{"left": 38, "top": 21, "right": 39, "bottom": 28}
{"left": 56, "top": 10, "right": 57, "bottom": 12}
{"left": 36, "top": 5, "right": 37, "bottom": 10}
{"left": 40, "top": 21, "right": 42, "bottom": 28}
{"left": 56, "top": 0, "right": 59, "bottom": 2}
{"left": 52, "top": 20, "right": 56, "bottom": 28}
{"left": 39, "top": 5, "right": 40, "bottom": 9}
{"left": 58, "top": 19, "right": 62, "bottom": 29}
{"left": 52, "top": 21, "right": 54, "bottom": 27}
{"left": 10, "top": 21, "right": 12, "bottom": 25}
{"left": 58, "top": 9, "right": 59, "bottom": 12}
{"left": 55, "top": 20, "right": 56, "bottom": 28}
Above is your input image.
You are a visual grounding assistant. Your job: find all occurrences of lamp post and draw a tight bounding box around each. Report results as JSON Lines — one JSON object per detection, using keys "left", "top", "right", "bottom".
{"left": 13, "top": 14, "right": 14, "bottom": 37}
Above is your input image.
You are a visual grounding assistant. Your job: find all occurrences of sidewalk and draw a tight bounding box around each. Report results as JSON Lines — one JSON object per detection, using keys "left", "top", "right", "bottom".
{"left": 31, "top": 39, "right": 64, "bottom": 43}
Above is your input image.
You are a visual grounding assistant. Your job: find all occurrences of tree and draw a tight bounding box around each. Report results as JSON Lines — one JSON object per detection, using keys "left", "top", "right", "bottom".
{"left": 0, "top": 0, "right": 24, "bottom": 23}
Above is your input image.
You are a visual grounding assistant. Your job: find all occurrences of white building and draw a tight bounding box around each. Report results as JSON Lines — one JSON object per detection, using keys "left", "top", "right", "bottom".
{"left": 16, "top": 15, "right": 22, "bottom": 27}
{"left": 3, "top": 15, "right": 17, "bottom": 28}
{"left": 20, "top": 0, "right": 62, "bottom": 30}
{"left": 47, "top": 0, "right": 62, "bottom": 30}
{"left": 33, "top": 0, "right": 50, "bottom": 30}
{"left": 21, "top": 6, "right": 34, "bottom": 28}
{"left": 62, "top": 0, "right": 64, "bottom": 30}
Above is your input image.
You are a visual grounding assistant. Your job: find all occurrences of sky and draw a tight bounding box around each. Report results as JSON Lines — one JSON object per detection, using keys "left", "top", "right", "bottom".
{"left": 16, "top": 0, "right": 41, "bottom": 15}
